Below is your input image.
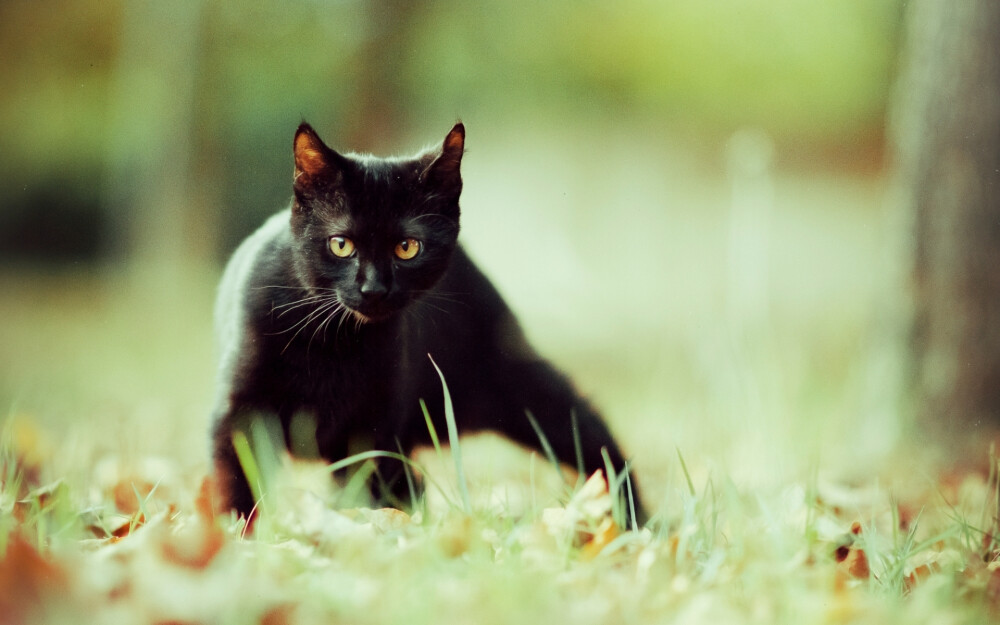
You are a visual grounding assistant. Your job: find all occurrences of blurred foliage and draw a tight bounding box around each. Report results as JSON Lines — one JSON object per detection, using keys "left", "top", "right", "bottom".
{"left": 0, "top": 0, "right": 902, "bottom": 263}
{"left": 0, "top": 0, "right": 917, "bottom": 511}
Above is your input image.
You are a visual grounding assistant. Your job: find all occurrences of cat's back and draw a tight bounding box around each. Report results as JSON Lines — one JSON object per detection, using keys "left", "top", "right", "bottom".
{"left": 214, "top": 210, "right": 292, "bottom": 372}
{"left": 409, "top": 244, "right": 537, "bottom": 367}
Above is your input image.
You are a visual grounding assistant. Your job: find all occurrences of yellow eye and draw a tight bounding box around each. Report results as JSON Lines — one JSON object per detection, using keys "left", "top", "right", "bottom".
{"left": 329, "top": 236, "right": 355, "bottom": 258}
{"left": 394, "top": 238, "right": 421, "bottom": 260}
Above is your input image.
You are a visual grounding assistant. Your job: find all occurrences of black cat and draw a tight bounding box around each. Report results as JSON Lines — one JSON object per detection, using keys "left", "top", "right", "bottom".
{"left": 210, "top": 122, "right": 646, "bottom": 527}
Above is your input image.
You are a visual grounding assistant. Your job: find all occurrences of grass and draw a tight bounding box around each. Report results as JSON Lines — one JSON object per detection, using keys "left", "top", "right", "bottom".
{"left": 3, "top": 411, "right": 1000, "bottom": 624}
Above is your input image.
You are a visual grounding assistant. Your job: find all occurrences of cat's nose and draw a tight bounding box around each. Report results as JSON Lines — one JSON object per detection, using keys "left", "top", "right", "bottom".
{"left": 359, "top": 280, "right": 388, "bottom": 302}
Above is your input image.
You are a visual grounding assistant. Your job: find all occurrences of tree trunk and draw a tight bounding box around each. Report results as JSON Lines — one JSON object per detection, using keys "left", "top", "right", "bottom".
{"left": 102, "top": 1, "right": 206, "bottom": 283}
{"left": 892, "top": 1, "right": 1000, "bottom": 443}
{"left": 339, "top": 1, "right": 422, "bottom": 153}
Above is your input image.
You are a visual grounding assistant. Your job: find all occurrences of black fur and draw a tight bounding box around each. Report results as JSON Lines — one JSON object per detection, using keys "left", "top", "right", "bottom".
{"left": 210, "top": 123, "right": 646, "bottom": 527}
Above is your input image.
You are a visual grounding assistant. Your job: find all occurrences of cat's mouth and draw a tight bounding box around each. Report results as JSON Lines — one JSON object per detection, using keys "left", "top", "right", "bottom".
{"left": 337, "top": 290, "right": 405, "bottom": 324}
{"left": 341, "top": 301, "right": 397, "bottom": 324}
{"left": 349, "top": 309, "right": 372, "bottom": 324}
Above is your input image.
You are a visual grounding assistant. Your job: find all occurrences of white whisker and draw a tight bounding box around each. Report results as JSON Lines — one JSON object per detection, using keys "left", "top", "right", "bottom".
{"left": 282, "top": 299, "right": 341, "bottom": 354}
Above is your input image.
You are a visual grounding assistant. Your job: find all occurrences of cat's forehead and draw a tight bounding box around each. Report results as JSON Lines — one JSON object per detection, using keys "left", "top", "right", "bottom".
{"left": 308, "top": 156, "right": 430, "bottom": 232}
{"left": 351, "top": 151, "right": 424, "bottom": 174}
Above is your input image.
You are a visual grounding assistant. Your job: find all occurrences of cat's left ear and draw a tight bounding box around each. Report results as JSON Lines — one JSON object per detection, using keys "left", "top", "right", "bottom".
{"left": 422, "top": 123, "right": 464, "bottom": 195}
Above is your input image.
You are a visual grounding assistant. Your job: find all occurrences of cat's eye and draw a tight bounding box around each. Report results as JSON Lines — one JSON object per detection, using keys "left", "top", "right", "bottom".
{"left": 329, "top": 236, "right": 356, "bottom": 258}
{"left": 394, "top": 238, "right": 421, "bottom": 260}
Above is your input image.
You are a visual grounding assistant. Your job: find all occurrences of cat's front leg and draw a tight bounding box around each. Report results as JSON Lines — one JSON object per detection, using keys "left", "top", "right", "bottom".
{"left": 367, "top": 421, "right": 426, "bottom": 510}
{"left": 211, "top": 410, "right": 258, "bottom": 519}
{"left": 481, "top": 359, "right": 648, "bottom": 528}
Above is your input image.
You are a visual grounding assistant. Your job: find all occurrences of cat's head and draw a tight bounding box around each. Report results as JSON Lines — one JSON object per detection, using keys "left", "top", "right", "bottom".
{"left": 288, "top": 122, "right": 464, "bottom": 323}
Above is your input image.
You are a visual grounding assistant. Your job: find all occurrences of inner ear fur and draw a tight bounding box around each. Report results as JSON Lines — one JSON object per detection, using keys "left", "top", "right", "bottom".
{"left": 422, "top": 123, "right": 465, "bottom": 190}
{"left": 294, "top": 123, "right": 342, "bottom": 182}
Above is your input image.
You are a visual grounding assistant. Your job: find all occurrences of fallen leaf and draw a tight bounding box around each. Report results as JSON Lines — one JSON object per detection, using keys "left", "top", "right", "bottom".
{"left": 580, "top": 517, "right": 619, "bottom": 560}
{"left": 261, "top": 603, "right": 296, "bottom": 625}
{"left": 110, "top": 512, "right": 146, "bottom": 539}
{"left": 0, "top": 535, "right": 68, "bottom": 623}
{"left": 195, "top": 475, "right": 218, "bottom": 522}
{"left": 365, "top": 507, "right": 411, "bottom": 534}
{"left": 437, "top": 514, "right": 476, "bottom": 558}
{"left": 114, "top": 479, "right": 155, "bottom": 515}
{"left": 160, "top": 516, "right": 226, "bottom": 570}
{"left": 986, "top": 568, "right": 1000, "bottom": 615}
{"left": 904, "top": 563, "right": 937, "bottom": 591}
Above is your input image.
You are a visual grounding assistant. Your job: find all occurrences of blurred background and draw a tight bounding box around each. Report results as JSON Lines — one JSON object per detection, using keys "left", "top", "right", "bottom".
{"left": 3, "top": 0, "right": 995, "bottom": 508}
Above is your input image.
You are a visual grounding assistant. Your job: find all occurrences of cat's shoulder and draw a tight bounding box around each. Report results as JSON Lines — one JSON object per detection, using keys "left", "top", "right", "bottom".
{"left": 223, "top": 209, "right": 292, "bottom": 279}
{"left": 215, "top": 209, "right": 293, "bottom": 330}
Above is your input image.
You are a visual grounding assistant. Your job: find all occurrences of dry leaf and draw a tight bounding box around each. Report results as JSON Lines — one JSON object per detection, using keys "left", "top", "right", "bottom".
{"left": 261, "top": 603, "right": 296, "bottom": 625}
{"left": 365, "top": 507, "right": 411, "bottom": 534}
{"left": 904, "top": 563, "right": 937, "bottom": 591}
{"left": 571, "top": 471, "right": 613, "bottom": 521}
{"left": 437, "top": 514, "right": 476, "bottom": 558}
{"left": 0, "top": 535, "right": 68, "bottom": 622}
{"left": 835, "top": 546, "right": 870, "bottom": 591}
{"left": 541, "top": 471, "right": 617, "bottom": 555}
{"left": 6, "top": 418, "right": 50, "bottom": 490}
{"left": 986, "top": 568, "right": 1000, "bottom": 616}
{"left": 847, "top": 547, "right": 870, "bottom": 579}
{"left": 580, "top": 517, "right": 619, "bottom": 560}
{"left": 114, "top": 479, "right": 155, "bottom": 515}
{"left": 160, "top": 521, "right": 226, "bottom": 570}
{"left": 110, "top": 512, "right": 146, "bottom": 539}
{"left": 195, "top": 475, "right": 218, "bottom": 522}
{"left": 160, "top": 490, "right": 226, "bottom": 571}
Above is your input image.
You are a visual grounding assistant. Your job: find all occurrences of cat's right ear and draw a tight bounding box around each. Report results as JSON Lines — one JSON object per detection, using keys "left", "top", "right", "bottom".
{"left": 293, "top": 123, "right": 343, "bottom": 200}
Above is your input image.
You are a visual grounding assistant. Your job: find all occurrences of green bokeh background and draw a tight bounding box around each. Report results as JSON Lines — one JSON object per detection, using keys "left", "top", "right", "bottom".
{"left": 0, "top": 0, "right": 909, "bottom": 500}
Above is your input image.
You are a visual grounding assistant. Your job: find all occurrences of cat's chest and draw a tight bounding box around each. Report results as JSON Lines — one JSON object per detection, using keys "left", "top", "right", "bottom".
{"left": 265, "top": 325, "right": 406, "bottom": 411}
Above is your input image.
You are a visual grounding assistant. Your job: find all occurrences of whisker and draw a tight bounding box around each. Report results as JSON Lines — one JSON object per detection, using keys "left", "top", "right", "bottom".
{"left": 336, "top": 306, "right": 352, "bottom": 336}
{"left": 272, "top": 294, "right": 328, "bottom": 310}
{"left": 274, "top": 294, "right": 334, "bottom": 317}
{"left": 283, "top": 300, "right": 341, "bottom": 353}
{"left": 417, "top": 300, "right": 451, "bottom": 315}
{"left": 309, "top": 302, "right": 345, "bottom": 351}
{"left": 267, "top": 295, "right": 339, "bottom": 331}
{"left": 414, "top": 289, "right": 467, "bottom": 306}
{"left": 255, "top": 285, "right": 339, "bottom": 293}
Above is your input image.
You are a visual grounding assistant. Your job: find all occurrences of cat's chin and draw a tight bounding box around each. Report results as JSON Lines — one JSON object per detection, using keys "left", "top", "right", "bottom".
{"left": 350, "top": 309, "right": 373, "bottom": 324}
{"left": 345, "top": 306, "right": 396, "bottom": 324}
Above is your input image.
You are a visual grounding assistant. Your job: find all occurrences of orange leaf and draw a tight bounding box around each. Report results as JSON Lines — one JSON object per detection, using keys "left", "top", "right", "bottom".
{"left": 581, "top": 517, "right": 619, "bottom": 560}
{"left": 195, "top": 475, "right": 217, "bottom": 522}
{"left": 160, "top": 518, "right": 226, "bottom": 570}
{"left": 0, "top": 535, "right": 68, "bottom": 623}
{"left": 904, "top": 563, "right": 938, "bottom": 591}
{"left": 847, "top": 548, "right": 870, "bottom": 579}
{"left": 110, "top": 512, "right": 146, "bottom": 538}
{"left": 261, "top": 604, "right": 295, "bottom": 625}
{"left": 835, "top": 546, "right": 870, "bottom": 591}
{"left": 113, "top": 479, "right": 154, "bottom": 515}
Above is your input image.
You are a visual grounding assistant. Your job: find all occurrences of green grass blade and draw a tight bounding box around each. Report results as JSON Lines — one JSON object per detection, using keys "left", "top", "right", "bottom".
{"left": 232, "top": 430, "right": 263, "bottom": 507}
{"left": 395, "top": 438, "right": 420, "bottom": 513}
{"left": 624, "top": 464, "right": 638, "bottom": 530}
{"left": 321, "top": 448, "right": 458, "bottom": 510}
{"left": 525, "top": 409, "right": 566, "bottom": 483}
{"left": 676, "top": 447, "right": 696, "bottom": 497}
{"left": 340, "top": 460, "right": 378, "bottom": 507}
{"left": 428, "top": 354, "right": 471, "bottom": 514}
{"left": 420, "top": 399, "right": 443, "bottom": 458}
{"left": 601, "top": 447, "right": 623, "bottom": 528}
{"left": 570, "top": 409, "right": 585, "bottom": 488}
